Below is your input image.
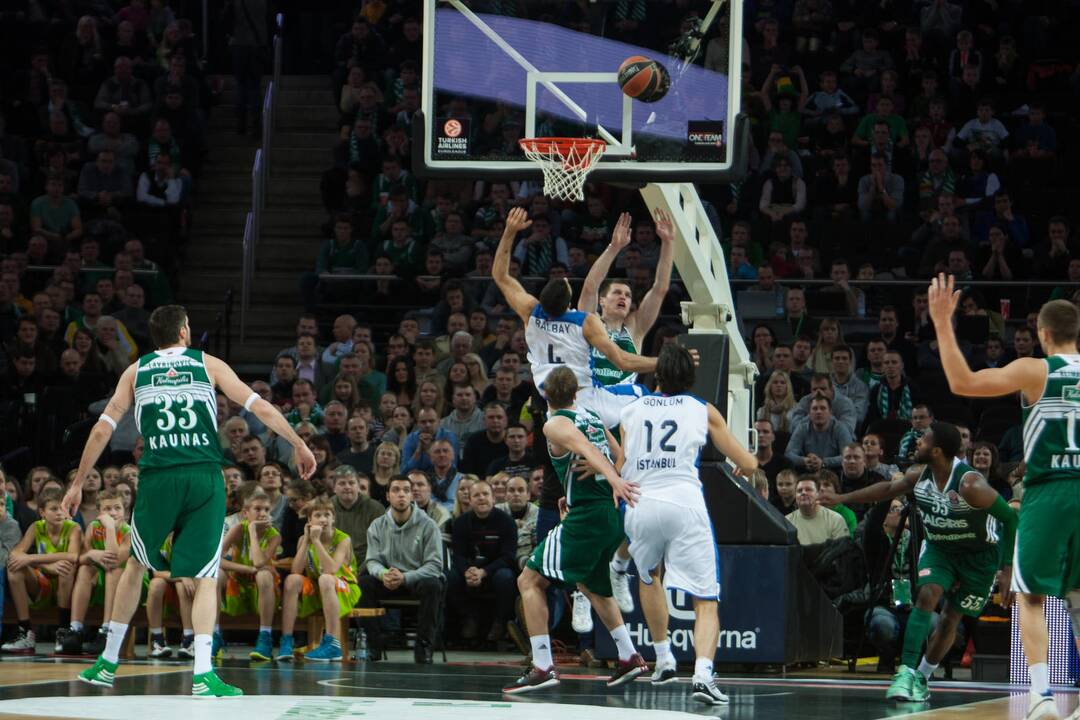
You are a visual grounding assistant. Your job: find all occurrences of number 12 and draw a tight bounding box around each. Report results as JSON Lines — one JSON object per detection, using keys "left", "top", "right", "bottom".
{"left": 644, "top": 420, "right": 678, "bottom": 452}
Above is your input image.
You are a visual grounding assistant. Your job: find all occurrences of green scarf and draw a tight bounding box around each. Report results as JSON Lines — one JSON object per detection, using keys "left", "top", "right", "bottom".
{"left": 877, "top": 380, "right": 913, "bottom": 421}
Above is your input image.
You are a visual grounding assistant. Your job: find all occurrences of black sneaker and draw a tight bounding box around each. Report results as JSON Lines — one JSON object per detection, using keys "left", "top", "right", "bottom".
{"left": 414, "top": 639, "right": 433, "bottom": 665}
{"left": 82, "top": 629, "right": 107, "bottom": 656}
{"left": 503, "top": 666, "right": 559, "bottom": 694}
{"left": 691, "top": 677, "right": 730, "bottom": 705}
{"left": 59, "top": 628, "right": 84, "bottom": 655}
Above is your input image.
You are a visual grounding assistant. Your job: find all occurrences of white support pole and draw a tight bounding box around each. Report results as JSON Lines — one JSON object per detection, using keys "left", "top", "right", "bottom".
{"left": 639, "top": 182, "right": 757, "bottom": 453}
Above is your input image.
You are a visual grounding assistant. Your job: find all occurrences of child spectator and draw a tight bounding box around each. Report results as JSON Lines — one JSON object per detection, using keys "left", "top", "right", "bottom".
{"left": 220, "top": 487, "right": 282, "bottom": 662}
{"left": 278, "top": 497, "right": 361, "bottom": 662}
{"left": 60, "top": 489, "right": 130, "bottom": 655}
{"left": 1, "top": 487, "right": 82, "bottom": 654}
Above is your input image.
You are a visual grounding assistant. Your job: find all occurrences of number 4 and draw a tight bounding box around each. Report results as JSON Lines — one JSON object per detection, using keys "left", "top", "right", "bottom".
{"left": 547, "top": 345, "right": 563, "bottom": 364}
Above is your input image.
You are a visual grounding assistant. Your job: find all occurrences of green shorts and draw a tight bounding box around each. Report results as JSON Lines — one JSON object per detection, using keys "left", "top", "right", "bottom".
{"left": 1014, "top": 480, "right": 1080, "bottom": 597}
{"left": 129, "top": 463, "right": 226, "bottom": 579}
{"left": 526, "top": 500, "right": 624, "bottom": 596}
{"left": 917, "top": 543, "right": 999, "bottom": 617}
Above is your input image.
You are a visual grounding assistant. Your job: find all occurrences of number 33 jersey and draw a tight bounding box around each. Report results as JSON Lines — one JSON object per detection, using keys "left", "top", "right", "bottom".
{"left": 620, "top": 393, "right": 709, "bottom": 500}
{"left": 134, "top": 347, "right": 225, "bottom": 469}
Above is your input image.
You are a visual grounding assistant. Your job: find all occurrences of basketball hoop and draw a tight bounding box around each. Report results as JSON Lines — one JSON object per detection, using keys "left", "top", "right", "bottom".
{"left": 519, "top": 137, "right": 606, "bottom": 202}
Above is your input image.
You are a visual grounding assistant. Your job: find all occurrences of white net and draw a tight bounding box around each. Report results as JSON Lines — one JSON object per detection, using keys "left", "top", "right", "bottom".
{"left": 519, "top": 138, "right": 606, "bottom": 202}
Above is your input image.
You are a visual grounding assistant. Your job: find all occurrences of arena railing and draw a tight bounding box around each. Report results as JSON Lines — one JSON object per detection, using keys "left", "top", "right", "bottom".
{"left": 239, "top": 14, "right": 284, "bottom": 343}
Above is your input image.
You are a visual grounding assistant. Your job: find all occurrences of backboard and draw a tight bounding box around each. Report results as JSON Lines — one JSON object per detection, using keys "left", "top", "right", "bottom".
{"left": 417, "top": 0, "right": 749, "bottom": 184}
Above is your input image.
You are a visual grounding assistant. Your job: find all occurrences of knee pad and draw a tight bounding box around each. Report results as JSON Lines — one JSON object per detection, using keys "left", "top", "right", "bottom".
{"left": 1066, "top": 590, "right": 1080, "bottom": 642}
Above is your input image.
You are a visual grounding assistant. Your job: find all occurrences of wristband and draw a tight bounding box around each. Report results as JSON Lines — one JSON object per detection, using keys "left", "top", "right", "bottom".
{"left": 243, "top": 392, "right": 260, "bottom": 412}
{"left": 99, "top": 414, "right": 117, "bottom": 430}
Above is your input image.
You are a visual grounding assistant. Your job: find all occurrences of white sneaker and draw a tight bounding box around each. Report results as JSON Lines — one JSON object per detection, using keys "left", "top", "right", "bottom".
{"left": 571, "top": 591, "right": 593, "bottom": 634}
{"left": 1027, "top": 692, "right": 1060, "bottom": 720}
{"left": 149, "top": 638, "right": 173, "bottom": 658}
{"left": 692, "top": 675, "right": 730, "bottom": 705}
{"left": 651, "top": 659, "right": 677, "bottom": 685}
{"left": 610, "top": 568, "right": 634, "bottom": 614}
{"left": 1, "top": 628, "right": 36, "bottom": 654}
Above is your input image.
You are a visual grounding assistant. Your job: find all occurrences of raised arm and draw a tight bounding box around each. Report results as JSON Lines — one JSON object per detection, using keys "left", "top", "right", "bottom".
{"left": 707, "top": 403, "right": 758, "bottom": 476}
{"left": 582, "top": 314, "right": 657, "bottom": 374}
{"left": 628, "top": 208, "right": 675, "bottom": 343}
{"left": 63, "top": 363, "right": 136, "bottom": 516}
{"left": 248, "top": 530, "right": 279, "bottom": 570}
{"left": 206, "top": 354, "right": 316, "bottom": 480}
{"left": 492, "top": 207, "right": 539, "bottom": 323}
{"left": 544, "top": 414, "right": 638, "bottom": 506}
{"left": 959, "top": 470, "right": 1018, "bottom": 573}
{"left": 577, "top": 212, "right": 631, "bottom": 313}
{"left": 821, "top": 465, "right": 921, "bottom": 508}
{"left": 928, "top": 273, "right": 1046, "bottom": 400}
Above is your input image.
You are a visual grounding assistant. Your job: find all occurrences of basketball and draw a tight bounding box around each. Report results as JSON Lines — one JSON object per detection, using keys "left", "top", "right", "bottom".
{"left": 617, "top": 55, "right": 671, "bottom": 103}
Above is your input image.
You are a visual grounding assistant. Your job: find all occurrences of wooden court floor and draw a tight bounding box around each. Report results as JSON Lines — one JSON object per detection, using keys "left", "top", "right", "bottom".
{"left": 0, "top": 657, "right": 1076, "bottom": 720}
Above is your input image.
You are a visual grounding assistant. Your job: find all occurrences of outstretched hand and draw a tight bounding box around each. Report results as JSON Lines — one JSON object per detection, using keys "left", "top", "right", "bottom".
{"left": 610, "top": 212, "right": 632, "bottom": 251}
{"left": 61, "top": 484, "right": 82, "bottom": 519}
{"left": 654, "top": 208, "right": 675, "bottom": 244}
{"left": 608, "top": 474, "right": 641, "bottom": 508}
{"left": 505, "top": 206, "right": 533, "bottom": 235}
{"left": 928, "top": 273, "right": 961, "bottom": 329}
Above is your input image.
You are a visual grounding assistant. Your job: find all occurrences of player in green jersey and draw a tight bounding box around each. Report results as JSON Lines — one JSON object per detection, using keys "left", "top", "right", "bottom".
{"left": 574, "top": 209, "right": 675, "bottom": 616}
{"left": 820, "top": 421, "right": 1017, "bottom": 703}
{"left": 929, "top": 276, "right": 1080, "bottom": 720}
{"left": 503, "top": 367, "right": 645, "bottom": 694}
{"left": 62, "top": 305, "right": 316, "bottom": 698}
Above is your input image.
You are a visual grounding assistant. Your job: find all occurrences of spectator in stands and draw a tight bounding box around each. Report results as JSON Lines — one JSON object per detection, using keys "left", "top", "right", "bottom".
{"left": 485, "top": 423, "right": 533, "bottom": 479}
{"left": 94, "top": 57, "right": 152, "bottom": 133}
{"left": 402, "top": 407, "right": 460, "bottom": 474}
{"left": 30, "top": 172, "right": 82, "bottom": 256}
{"left": 135, "top": 152, "right": 182, "bottom": 209}
{"left": 77, "top": 149, "right": 133, "bottom": 221}
{"left": 460, "top": 402, "right": 509, "bottom": 476}
{"left": 827, "top": 345, "right": 868, "bottom": 424}
{"left": 511, "top": 214, "right": 568, "bottom": 278}
{"left": 436, "top": 331, "right": 472, "bottom": 376}
{"left": 429, "top": 211, "right": 472, "bottom": 274}
{"left": 236, "top": 434, "right": 266, "bottom": 481}
{"left": 840, "top": 29, "right": 893, "bottom": 100}
{"left": 897, "top": 404, "right": 934, "bottom": 461}
{"left": 781, "top": 287, "right": 817, "bottom": 340}
{"left": 803, "top": 69, "right": 860, "bottom": 123}
{"left": 789, "top": 373, "right": 858, "bottom": 435}
{"left": 791, "top": 336, "right": 814, "bottom": 382}
{"left": 496, "top": 475, "right": 538, "bottom": 570}
{"left": 301, "top": 214, "right": 369, "bottom": 310}
{"left": 858, "top": 154, "right": 904, "bottom": 222}
{"left": 87, "top": 112, "right": 139, "bottom": 176}
{"left": 336, "top": 415, "right": 374, "bottom": 476}
{"left": 447, "top": 479, "right": 517, "bottom": 644}
{"left": 330, "top": 465, "right": 384, "bottom": 564}
{"left": 321, "top": 401, "right": 349, "bottom": 455}
{"left": 410, "top": 469, "right": 452, "bottom": 537}
{"left": 758, "top": 369, "right": 797, "bottom": 434}
{"left": 755, "top": 417, "right": 791, "bottom": 486}
{"left": 441, "top": 384, "right": 484, "bottom": 443}
{"left": 359, "top": 474, "right": 444, "bottom": 663}
{"left": 868, "top": 351, "right": 919, "bottom": 423}
{"left": 288, "top": 379, "right": 323, "bottom": 428}
{"left": 785, "top": 474, "right": 849, "bottom": 545}
{"left": 758, "top": 156, "right": 806, "bottom": 234}
{"left": 1012, "top": 326, "right": 1038, "bottom": 359}
{"left": 785, "top": 394, "right": 855, "bottom": 472}
{"left": 271, "top": 355, "right": 297, "bottom": 408}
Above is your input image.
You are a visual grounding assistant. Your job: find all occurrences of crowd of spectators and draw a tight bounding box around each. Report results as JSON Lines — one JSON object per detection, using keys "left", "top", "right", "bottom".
{"left": 3, "top": 0, "right": 1080, "bottom": 667}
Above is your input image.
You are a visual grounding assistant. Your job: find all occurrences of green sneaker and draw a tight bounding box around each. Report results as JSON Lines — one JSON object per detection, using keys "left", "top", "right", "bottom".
{"left": 78, "top": 656, "right": 118, "bottom": 688}
{"left": 909, "top": 671, "right": 930, "bottom": 702}
{"left": 885, "top": 666, "right": 915, "bottom": 702}
{"left": 191, "top": 670, "right": 243, "bottom": 698}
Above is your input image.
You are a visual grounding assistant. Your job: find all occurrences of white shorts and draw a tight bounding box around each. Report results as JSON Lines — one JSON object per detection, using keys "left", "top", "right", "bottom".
{"left": 576, "top": 383, "right": 647, "bottom": 429}
{"left": 624, "top": 493, "right": 720, "bottom": 600}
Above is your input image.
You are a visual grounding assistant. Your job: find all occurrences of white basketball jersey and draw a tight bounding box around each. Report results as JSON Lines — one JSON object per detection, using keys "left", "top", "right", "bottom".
{"left": 525, "top": 305, "right": 593, "bottom": 394}
{"left": 620, "top": 393, "right": 709, "bottom": 500}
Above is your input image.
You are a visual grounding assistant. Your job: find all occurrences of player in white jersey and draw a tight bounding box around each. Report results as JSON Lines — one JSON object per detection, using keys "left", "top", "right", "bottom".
{"left": 619, "top": 344, "right": 757, "bottom": 706}
{"left": 494, "top": 207, "right": 658, "bottom": 422}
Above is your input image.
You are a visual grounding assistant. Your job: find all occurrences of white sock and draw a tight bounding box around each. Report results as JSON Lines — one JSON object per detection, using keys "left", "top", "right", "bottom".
{"left": 259, "top": 626, "right": 272, "bottom": 634}
{"left": 609, "top": 623, "right": 635, "bottom": 661}
{"left": 610, "top": 555, "right": 630, "bottom": 574}
{"left": 654, "top": 640, "right": 675, "bottom": 666}
{"left": 530, "top": 634, "right": 553, "bottom": 670}
{"left": 103, "top": 622, "right": 128, "bottom": 664}
{"left": 917, "top": 657, "right": 938, "bottom": 680}
{"left": 183, "top": 629, "right": 194, "bottom": 639}
{"left": 70, "top": 621, "right": 83, "bottom": 632}
{"left": 150, "top": 627, "right": 164, "bottom": 637}
{"left": 193, "top": 634, "right": 213, "bottom": 675}
{"left": 694, "top": 657, "right": 714, "bottom": 681}
{"left": 1029, "top": 662, "right": 1050, "bottom": 696}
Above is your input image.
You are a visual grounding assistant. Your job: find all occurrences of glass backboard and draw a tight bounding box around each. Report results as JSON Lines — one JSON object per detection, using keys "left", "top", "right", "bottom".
{"left": 418, "top": 0, "right": 748, "bottom": 183}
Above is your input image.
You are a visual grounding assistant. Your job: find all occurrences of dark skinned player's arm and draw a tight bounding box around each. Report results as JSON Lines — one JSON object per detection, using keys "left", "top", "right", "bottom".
{"left": 959, "top": 471, "right": 1018, "bottom": 568}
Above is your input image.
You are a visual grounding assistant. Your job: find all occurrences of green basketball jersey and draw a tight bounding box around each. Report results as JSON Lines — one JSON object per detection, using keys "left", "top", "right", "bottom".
{"left": 1022, "top": 354, "right": 1080, "bottom": 487}
{"left": 133, "top": 347, "right": 224, "bottom": 470}
{"left": 235, "top": 520, "right": 280, "bottom": 566}
{"left": 87, "top": 519, "right": 131, "bottom": 550}
{"left": 33, "top": 519, "right": 78, "bottom": 555}
{"left": 590, "top": 324, "right": 637, "bottom": 386}
{"left": 913, "top": 460, "right": 998, "bottom": 552}
{"left": 549, "top": 407, "right": 614, "bottom": 507}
